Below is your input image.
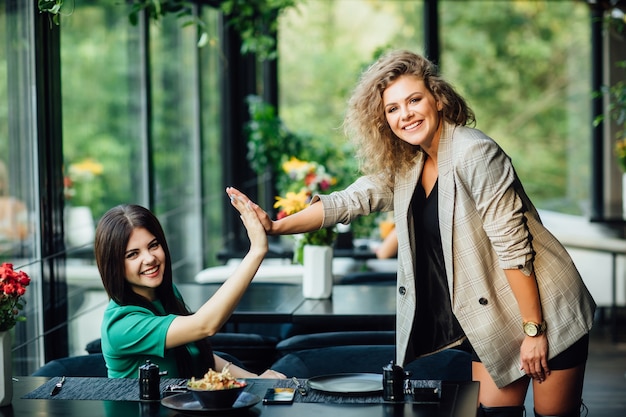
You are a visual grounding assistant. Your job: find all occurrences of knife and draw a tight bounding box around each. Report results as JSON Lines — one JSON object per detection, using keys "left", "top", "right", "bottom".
{"left": 292, "top": 377, "right": 307, "bottom": 396}
{"left": 50, "top": 376, "right": 66, "bottom": 396}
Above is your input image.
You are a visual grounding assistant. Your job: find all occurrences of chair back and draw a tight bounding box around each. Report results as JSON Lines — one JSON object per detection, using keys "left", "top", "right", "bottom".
{"left": 270, "top": 345, "right": 471, "bottom": 380}
{"left": 32, "top": 353, "right": 108, "bottom": 377}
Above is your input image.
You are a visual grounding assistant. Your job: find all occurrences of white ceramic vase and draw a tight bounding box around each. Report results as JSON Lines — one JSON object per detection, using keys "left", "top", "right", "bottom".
{"left": 302, "top": 244, "right": 333, "bottom": 299}
{"left": 0, "top": 331, "right": 12, "bottom": 407}
{"left": 622, "top": 173, "right": 626, "bottom": 219}
{"left": 64, "top": 206, "right": 95, "bottom": 247}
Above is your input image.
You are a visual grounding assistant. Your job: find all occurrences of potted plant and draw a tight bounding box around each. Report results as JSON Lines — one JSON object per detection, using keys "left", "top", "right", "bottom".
{"left": 0, "top": 263, "right": 31, "bottom": 406}
{"left": 274, "top": 157, "right": 337, "bottom": 299}
{"left": 596, "top": 57, "right": 626, "bottom": 215}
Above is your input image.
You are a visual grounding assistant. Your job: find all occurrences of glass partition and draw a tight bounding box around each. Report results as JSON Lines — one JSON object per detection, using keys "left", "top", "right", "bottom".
{"left": 58, "top": 1, "right": 223, "bottom": 358}
{"left": 439, "top": 0, "right": 591, "bottom": 215}
{"left": 199, "top": 8, "right": 224, "bottom": 270}
{"left": 149, "top": 11, "right": 204, "bottom": 283}
{"left": 279, "top": 0, "right": 425, "bottom": 173}
{"left": 278, "top": 0, "right": 426, "bottom": 238}
{"left": 1, "top": 0, "right": 43, "bottom": 373}
{"left": 59, "top": 0, "right": 145, "bottom": 357}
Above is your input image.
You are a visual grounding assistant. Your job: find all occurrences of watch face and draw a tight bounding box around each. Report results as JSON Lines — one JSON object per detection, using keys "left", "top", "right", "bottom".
{"left": 524, "top": 322, "right": 538, "bottom": 336}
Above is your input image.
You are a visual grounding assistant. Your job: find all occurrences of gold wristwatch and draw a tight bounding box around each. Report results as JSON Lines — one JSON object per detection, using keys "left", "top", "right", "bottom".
{"left": 523, "top": 320, "right": 547, "bottom": 337}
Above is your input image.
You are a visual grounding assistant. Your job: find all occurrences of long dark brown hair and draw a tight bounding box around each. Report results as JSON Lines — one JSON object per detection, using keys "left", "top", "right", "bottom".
{"left": 95, "top": 204, "right": 213, "bottom": 377}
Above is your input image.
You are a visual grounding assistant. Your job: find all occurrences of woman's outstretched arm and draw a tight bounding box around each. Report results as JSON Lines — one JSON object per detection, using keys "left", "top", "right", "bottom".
{"left": 165, "top": 194, "right": 268, "bottom": 347}
{"left": 226, "top": 186, "right": 325, "bottom": 236}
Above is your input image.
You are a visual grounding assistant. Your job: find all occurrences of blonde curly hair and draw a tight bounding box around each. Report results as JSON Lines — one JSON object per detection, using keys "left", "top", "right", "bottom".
{"left": 343, "top": 50, "right": 475, "bottom": 186}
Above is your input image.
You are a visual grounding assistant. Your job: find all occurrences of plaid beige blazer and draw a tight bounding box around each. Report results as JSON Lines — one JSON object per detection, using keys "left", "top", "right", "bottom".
{"left": 316, "top": 122, "right": 596, "bottom": 388}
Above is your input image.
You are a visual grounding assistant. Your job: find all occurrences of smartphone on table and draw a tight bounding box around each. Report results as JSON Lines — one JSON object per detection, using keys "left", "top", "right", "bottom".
{"left": 262, "top": 387, "right": 296, "bottom": 405}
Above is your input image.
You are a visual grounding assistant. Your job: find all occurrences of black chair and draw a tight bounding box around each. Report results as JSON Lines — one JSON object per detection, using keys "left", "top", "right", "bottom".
{"left": 31, "top": 351, "right": 244, "bottom": 377}
{"left": 270, "top": 345, "right": 471, "bottom": 380}
{"left": 275, "top": 331, "right": 396, "bottom": 357}
{"left": 84, "top": 334, "right": 277, "bottom": 375}
{"left": 32, "top": 353, "right": 108, "bottom": 377}
{"left": 209, "top": 332, "right": 279, "bottom": 373}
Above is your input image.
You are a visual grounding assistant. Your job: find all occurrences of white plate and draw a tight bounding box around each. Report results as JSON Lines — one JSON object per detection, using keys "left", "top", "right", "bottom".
{"left": 307, "top": 373, "right": 383, "bottom": 395}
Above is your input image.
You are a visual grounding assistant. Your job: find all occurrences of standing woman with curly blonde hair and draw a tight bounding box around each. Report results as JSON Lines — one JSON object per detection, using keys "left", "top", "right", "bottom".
{"left": 227, "top": 50, "right": 595, "bottom": 417}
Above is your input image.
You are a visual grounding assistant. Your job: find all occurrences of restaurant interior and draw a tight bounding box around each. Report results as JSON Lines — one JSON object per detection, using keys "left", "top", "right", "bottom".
{"left": 1, "top": 0, "right": 625, "bottom": 415}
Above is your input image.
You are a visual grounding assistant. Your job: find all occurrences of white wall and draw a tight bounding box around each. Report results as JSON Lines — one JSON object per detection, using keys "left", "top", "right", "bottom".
{"left": 540, "top": 210, "right": 626, "bottom": 306}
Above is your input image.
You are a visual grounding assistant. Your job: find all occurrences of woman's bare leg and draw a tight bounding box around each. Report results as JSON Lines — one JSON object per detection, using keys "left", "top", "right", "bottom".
{"left": 532, "top": 363, "right": 586, "bottom": 416}
{"left": 473, "top": 361, "right": 529, "bottom": 406}
{"left": 473, "top": 361, "right": 586, "bottom": 415}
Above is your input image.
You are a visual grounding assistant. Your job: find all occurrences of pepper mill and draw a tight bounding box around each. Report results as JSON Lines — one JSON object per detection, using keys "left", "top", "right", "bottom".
{"left": 382, "top": 360, "right": 405, "bottom": 402}
{"left": 138, "top": 360, "right": 166, "bottom": 401}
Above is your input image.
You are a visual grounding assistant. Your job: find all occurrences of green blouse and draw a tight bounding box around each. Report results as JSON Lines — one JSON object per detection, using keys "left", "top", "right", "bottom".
{"left": 100, "top": 287, "right": 201, "bottom": 378}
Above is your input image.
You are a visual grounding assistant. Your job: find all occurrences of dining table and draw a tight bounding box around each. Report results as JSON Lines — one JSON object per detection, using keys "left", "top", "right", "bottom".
{"left": 292, "top": 284, "right": 396, "bottom": 328}
{"left": 177, "top": 283, "right": 306, "bottom": 324}
{"left": 176, "top": 283, "right": 396, "bottom": 329}
{"left": 7, "top": 375, "right": 479, "bottom": 417}
{"left": 216, "top": 242, "right": 383, "bottom": 263}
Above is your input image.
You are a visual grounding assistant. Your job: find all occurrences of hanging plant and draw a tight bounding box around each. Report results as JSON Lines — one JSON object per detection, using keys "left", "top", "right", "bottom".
{"left": 38, "top": 0, "right": 299, "bottom": 58}
{"left": 37, "top": 1, "right": 209, "bottom": 46}
{"left": 128, "top": 0, "right": 210, "bottom": 47}
{"left": 37, "top": 0, "right": 73, "bottom": 25}
{"left": 220, "top": 0, "right": 298, "bottom": 60}
{"left": 245, "top": 95, "right": 305, "bottom": 176}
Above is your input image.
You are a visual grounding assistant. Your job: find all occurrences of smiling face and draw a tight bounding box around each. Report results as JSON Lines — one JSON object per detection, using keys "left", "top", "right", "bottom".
{"left": 383, "top": 75, "right": 443, "bottom": 153}
{"left": 124, "top": 227, "right": 166, "bottom": 301}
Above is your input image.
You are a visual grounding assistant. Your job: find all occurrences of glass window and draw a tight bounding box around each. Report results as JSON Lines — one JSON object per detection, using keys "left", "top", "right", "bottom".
{"left": 199, "top": 7, "right": 224, "bottom": 269}
{"left": 62, "top": 0, "right": 146, "bottom": 223}
{"left": 439, "top": 0, "right": 591, "bottom": 215}
{"left": 149, "top": 11, "right": 204, "bottom": 282}
{"left": 279, "top": 0, "right": 424, "bottom": 156}
{"left": 148, "top": 5, "right": 223, "bottom": 276}
{"left": 1, "top": 0, "right": 43, "bottom": 374}
{"left": 278, "top": 0, "right": 425, "bottom": 237}
{"left": 60, "top": 0, "right": 147, "bottom": 356}
{"left": 279, "top": 0, "right": 591, "bottom": 218}
{"left": 58, "top": 1, "right": 223, "bottom": 357}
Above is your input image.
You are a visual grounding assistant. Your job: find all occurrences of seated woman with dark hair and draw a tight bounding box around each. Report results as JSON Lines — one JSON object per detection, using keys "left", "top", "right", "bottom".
{"left": 95, "top": 201, "right": 285, "bottom": 380}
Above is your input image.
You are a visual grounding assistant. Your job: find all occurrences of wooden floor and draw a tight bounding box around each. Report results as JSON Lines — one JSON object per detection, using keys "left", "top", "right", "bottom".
{"left": 523, "top": 309, "right": 626, "bottom": 416}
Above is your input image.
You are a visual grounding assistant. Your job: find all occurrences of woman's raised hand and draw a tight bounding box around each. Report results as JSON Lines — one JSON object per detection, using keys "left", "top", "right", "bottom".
{"left": 226, "top": 187, "right": 274, "bottom": 234}
{"left": 228, "top": 188, "right": 268, "bottom": 255}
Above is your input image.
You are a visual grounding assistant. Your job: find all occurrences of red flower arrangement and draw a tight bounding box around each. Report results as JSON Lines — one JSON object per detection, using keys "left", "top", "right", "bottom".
{"left": 0, "top": 263, "right": 31, "bottom": 332}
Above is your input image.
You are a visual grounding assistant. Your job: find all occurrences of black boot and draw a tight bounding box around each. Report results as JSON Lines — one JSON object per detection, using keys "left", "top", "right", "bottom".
{"left": 533, "top": 407, "right": 584, "bottom": 417}
{"left": 533, "top": 399, "right": 588, "bottom": 417}
{"left": 478, "top": 404, "right": 526, "bottom": 417}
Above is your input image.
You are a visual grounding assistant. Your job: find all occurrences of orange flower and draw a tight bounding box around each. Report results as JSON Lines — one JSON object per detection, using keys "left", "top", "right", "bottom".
{"left": 274, "top": 190, "right": 310, "bottom": 217}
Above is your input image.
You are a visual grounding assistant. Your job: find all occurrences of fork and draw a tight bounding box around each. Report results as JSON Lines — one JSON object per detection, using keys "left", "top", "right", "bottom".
{"left": 403, "top": 379, "right": 412, "bottom": 396}
{"left": 50, "top": 376, "right": 66, "bottom": 396}
{"left": 292, "top": 377, "right": 307, "bottom": 396}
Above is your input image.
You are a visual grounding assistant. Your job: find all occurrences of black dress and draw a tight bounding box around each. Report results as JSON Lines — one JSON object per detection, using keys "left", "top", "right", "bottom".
{"left": 408, "top": 179, "right": 466, "bottom": 359}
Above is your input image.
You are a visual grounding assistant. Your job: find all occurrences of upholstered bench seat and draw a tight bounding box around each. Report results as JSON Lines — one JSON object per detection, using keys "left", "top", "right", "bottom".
{"left": 270, "top": 345, "right": 471, "bottom": 380}
{"left": 276, "top": 331, "right": 396, "bottom": 356}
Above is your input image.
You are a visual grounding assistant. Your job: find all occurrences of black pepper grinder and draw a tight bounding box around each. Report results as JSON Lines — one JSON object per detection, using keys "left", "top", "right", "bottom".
{"left": 138, "top": 360, "right": 167, "bottom": 401}
{"left": 382, "top": 360, "right": 405, "bottom": 402}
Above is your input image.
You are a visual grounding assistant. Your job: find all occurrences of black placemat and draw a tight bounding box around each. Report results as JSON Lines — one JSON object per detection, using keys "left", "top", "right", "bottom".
{"left": 282, "top": 378, "right": 441, "bottom": 404}
{"left": 22, "top": 377, "right": 187, "bottom": 401}
{"left": 23, "top": 377, "right": 441, "bottom": 404}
